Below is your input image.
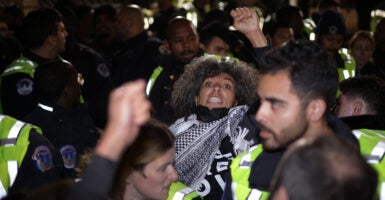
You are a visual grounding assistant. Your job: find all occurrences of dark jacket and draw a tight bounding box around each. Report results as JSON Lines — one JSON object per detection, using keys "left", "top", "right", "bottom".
{"left": 24, "top": 102, "right": 100, "bottom": 178}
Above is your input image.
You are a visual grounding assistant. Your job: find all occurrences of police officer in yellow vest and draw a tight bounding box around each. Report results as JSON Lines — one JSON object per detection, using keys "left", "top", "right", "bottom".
{"left": 335, "top": 76, "right": 385, "bottom": 199}
{"left": 0, "top": 8, "right": 68, "bottom": 119}
{"left": 0, "top": 115, "right": 64, "bottom": 198}
{"left": 315, "top": 10, "right": 355, "bottom": 82}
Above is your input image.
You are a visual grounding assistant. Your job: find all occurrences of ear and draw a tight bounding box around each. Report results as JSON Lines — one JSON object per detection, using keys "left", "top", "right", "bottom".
{"left": 306, "top": 99, "right": 326, "bottom": 122}
{"left": 45, "top": 35, "right": 56, "bottom": 47}
{"left": 164, "top": 40, "right": 171, "bottom": 52}
{"left": 272, "top": 186, "right": 289, "bottom": 200}
{"left": 194, "top": 95, "right": 199, "bottom": 107}
{"left": 352, "top": 100, "right": 364, "bottom": 116}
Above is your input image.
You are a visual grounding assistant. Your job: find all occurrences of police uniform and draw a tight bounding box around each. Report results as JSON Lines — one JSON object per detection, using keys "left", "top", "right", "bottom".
{"left": 112, "top": 31, "right": 162, "bottom": 87}
{"left": 24, "top": 102, "right": 100, "bottom": 178}
{"left": 147, "top": 50, "right": 204, "bottom": 125}
{"left": 0, "top": 51, "right": 53, "bottom": 119}
{"left": 62, "top": 41, "right": 114, "bottom": 128}
{"left": 0, "top": 115, "right": 64, "bottom": 198}
{"left": 341, "top": 114, "right": 385, "bottom": 199}
{"left": 167, "top": 181, "right": 202, "bottom": 200}
{"left": 336, "top": 48, "right": 356, "bottom": 82}
{"left": 223, "top": 115, "right": 359, "bottom": 200}
{"left": 353, "top": 129, "right": 385, "bottom": 199}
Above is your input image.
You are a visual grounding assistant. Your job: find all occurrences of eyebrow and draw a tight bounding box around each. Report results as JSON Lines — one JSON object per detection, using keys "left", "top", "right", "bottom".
{"left": 264, "top": 97, "right": 286, "bottom": 104}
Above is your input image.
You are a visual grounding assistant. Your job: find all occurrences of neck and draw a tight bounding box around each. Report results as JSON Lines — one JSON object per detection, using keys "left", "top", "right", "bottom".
{"left": 303, "top": 118, "right": 333, "bottom": 140}
{"left": 30, "top": 46, "right": 57, "bottom": 59}
{"left": 122, "top": 183, "right": 147, "bottom": 200}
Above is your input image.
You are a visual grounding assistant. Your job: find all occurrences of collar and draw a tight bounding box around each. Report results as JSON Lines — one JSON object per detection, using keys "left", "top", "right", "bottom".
{"left": 196, "top": 105, "right": 229, "bottom": 123}
{"left": 23, "top": 50, "right": 54, "bottom": 65}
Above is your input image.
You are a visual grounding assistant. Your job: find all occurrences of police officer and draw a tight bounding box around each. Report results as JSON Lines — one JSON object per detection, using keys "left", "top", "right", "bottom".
{"left": 146, "top": 17, "right": 202, "bottom": 124}
{"left": 335, "top": 76, "right": 385, "bottom": 199}
{"left": 0, "top": 115, "right": 64, "bottom": 198}
{"left": 113, "top": 4, "right": 162, "bottom": 87}
{"left": 167, "top": 181, "right": 202, "bottom": 200}
{"left": 0, "top": 8, "right": 67, "bottom": 119}
{"left": 24, "top": 59, "right": 100, "bottom": 178}
{"left": 315, "top": 10, "right": 356, "bottom": 82}
{"left": 58, "top": 5, "right": 114, "bottom": 128}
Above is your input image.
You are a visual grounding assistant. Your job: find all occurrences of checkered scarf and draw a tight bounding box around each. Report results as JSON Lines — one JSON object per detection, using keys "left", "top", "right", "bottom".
{"left": 170, "top": 105, "right": 248, "bottom": 187}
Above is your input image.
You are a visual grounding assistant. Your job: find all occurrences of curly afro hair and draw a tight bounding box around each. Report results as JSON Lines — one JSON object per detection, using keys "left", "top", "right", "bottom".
{"left": 171, "top": 55, "right": 258, "bottom": 119}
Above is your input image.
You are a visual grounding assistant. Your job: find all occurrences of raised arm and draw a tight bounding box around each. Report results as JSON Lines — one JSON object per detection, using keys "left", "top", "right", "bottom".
{"left": 231, "top": 7, "right": 268, "bottom": 48}
{"left": 96, "top": 79, "right": 151, "bottom": 161}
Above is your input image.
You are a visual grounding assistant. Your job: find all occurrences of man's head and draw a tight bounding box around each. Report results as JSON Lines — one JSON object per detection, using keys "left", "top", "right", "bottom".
{"left": 315, "top": 10, "right": 346, "bottom": 57}
{"left": 270, "top": 135, "right": 378, "bottom": 200}
{"left": 199, "top": 22, "right": 238, "bottom": 56}
{"left": 275, "top": 5, "right": 304, "bottom": 39}
{"left": 115, "top": 4, "right": 145, "bottom": 42}
{"left": 335, "top": 76, "right": 385, "bottom": 117}
{"left": 165, "top": 17, "right": 200, "bottom": 65}
{"left": 34, "top": 59, "right": 82, "bottom": 109}
{"left": 20, "top": 8, "right": 67, "bottom": 55}
{"left": 267, "top": 22, "right": 294, "bottom": 48}
{"left": 93, "top": 4, "right": 117, "bottom": 39}
{"left": 256, "top": 40, "right": 338, "bottom": 150}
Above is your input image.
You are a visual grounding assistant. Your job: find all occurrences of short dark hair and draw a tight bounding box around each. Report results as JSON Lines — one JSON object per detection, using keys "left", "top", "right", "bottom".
{"left": 165, "top": 17, "right": 195, "bottom": 41}
{"left": 93, "top": 4, "right": 117, "bottom": 23}
{"left": 199, "top": 21, "right": 238, "bottom": 50}
{"left": 171, "top": 56, "right": 258, "bottom": 118}
{"left": 259, "top": 40, "right": 338, "bottom": 111}
{"left": 340, "top": 76, "right": 385, "bottom": 115}
{"left": 19, "top": 8, "right": 63, "bottom": 48}
{"left": 267, "top": 22, "right": 293, "bottom": 37}
{"left": 270, "top": 135, "right": 378, "bottom": 200}
{"left": 34, "top": 59, "right": 75, "bottom": 103}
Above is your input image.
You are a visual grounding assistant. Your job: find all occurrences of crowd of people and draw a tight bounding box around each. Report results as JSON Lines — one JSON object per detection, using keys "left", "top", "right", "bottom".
{"left": 0, "top": 0, "right": 385, "bottom": 199}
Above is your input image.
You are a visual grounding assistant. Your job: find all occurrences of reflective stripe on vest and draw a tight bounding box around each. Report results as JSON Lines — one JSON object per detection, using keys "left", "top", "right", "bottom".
{"left": 353, "top": 129, "right": 385, "bottom": 199}
{"left": 0, "top": 56, "right": 38, "bottom": 114}
{"left": 337, "top": 48, "right": 356, "bottom": 82}
{"left": 172, "top": 187, "right": 195, "bottom": 200}
{"left": 167, "top": 181, "right": 202, "bottom": 200}
{"left": 0, "top": 115, "right": 41, "bottom": 198}
{"left": 146, "top": 66, "right": 163, "bottom": 96}
{"left": 230, "top": 145, "right": 269, "bottom": 200}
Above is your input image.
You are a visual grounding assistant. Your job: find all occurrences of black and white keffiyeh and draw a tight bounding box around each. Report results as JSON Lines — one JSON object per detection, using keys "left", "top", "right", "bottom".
{"left": 169, "top": 105, "right": 249, "bottom": 187}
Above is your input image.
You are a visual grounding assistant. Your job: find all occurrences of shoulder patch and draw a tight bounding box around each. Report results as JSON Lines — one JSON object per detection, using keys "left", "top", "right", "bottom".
{"left": 32, "top": 145, "right": 53, "bottom": 172}
{"left": 16, "top": 78, "right": 33, "bottom": 95}
{"left": 60, "top": 145, "right": 77, "bottom": 169}
{"left": 96, "top": 63, "right": 110, "bottom": 78}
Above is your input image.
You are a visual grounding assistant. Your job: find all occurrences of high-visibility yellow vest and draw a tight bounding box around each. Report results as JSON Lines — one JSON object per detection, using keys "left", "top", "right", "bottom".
{"left": 0, "top": 115, "right": 42, "bottom": 198}
{"left": 353, "top": 129, "right": 385, "bottom": 200}
{"left": 230, "top": 145, "right": 270, "bottom": 200}
{"left": 337, "top": 48, "right": 356, "bottom": 82}
{"left": 167, "top": 181, "right": 202, "bottom": 200}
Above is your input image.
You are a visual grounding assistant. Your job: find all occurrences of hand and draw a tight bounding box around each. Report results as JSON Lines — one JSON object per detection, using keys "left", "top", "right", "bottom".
{"left": 96, "top": 80, "right": 151, "bottom": 161}
{"left": 231, "top": 7, "right": 261, "bottom": 36}
{"left": 231, "top": 7, "right": 267, "bottom": 47}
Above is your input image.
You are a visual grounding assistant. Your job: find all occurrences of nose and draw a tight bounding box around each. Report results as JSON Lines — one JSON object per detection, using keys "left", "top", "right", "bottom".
{"left": 169, "top": 166, "right": 179, "bottom": 181}
{"left": 255, "top": 101, "right": 268, "bottom": 123}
